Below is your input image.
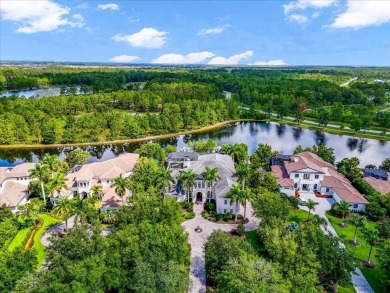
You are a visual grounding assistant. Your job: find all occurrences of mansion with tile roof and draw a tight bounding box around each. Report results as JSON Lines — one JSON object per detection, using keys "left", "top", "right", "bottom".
{"left": 166, "top": 152, "right": 242, "bottom": 215}
{"left": 271, "top": 152, "right": 368, "bottom": 212}
{"left": 58, "top": 153, "right": 139, "bottom": 211}
{"left": 0, "top": 163, "right": 36, "bottom": 212}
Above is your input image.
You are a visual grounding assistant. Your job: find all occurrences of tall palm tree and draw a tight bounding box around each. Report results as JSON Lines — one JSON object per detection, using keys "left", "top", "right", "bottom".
{"left": 312, "top": 214, "right": 328, "bottom": 231}
{"left": 241, "top": 187, "right": 254, "bottom": 220}
{"left": 234, "top": 163, "right": 251, "bottom": 190}
{"left": 111, "top": 173, "right": 130, "bottom": 206}
{"left": 29, "top": 163, "right": 49, "bottom": 203}
{"left": 306, "top": 199, "right": 319, "bottom": 220}
{"left": 48, "top": 172, "right": 68, "bottom": 199}
{"left": 178, "top": 169, "right": 197, "bottom": 202}
{"left": 201, "top": 166, "right": 220, "bottom": 203}
{"left": 18, "top": 198, "right": 44, "bottom": 227}
{"left": 91, "top": 184, "right": 103, "bottom": 199}
{"left": 154, "top": 167, "right": 175, "bottom": 198}
{"left": 363, "top": 228, "right": 380, "bottom": 265}
{"left": 52, "top": 197, "right": 74, "bottom": 231}
{"left": 226, "top": 184, "right": 244, "bottom": 222}
{"left": 42, "top": 154, "right": 62, "bottom": 178}
{"left": 72, "top": 198, "right": 87, "bottom": 225}
{"left": 338, "top": 201, "right": 352, "bottom": 226}
{"left": 349, "top": 215, "right": 367, "bottom": 244}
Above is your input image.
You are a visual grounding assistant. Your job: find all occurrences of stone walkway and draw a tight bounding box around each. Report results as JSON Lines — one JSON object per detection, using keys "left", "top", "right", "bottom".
{"left": 181, "top": 202, "right": 259, "bottom": 293}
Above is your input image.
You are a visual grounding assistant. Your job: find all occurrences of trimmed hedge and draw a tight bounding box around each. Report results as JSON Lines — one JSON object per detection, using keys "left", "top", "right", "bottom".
{"left": 352, "top": 177, "right": 381, "bottom": 196}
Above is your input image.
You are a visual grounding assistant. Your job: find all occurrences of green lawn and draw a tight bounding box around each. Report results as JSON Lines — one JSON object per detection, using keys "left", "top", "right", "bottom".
{"left": 326, "top": 213, "right": 387, "bottom": 293}
{"left": 8, "top": 225, "right": 33, "bottom": 251}
{"left": 32, "top": 214, "right": 61, "bottom": 268}
{"left": 245, "top": 230, "right": 264, "bottom": 256}
{"left": 288, "top": 208, "right": 309, "bottom": 224}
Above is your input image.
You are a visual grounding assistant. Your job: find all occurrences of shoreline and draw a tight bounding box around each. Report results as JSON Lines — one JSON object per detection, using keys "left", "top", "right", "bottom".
{"left": 0, "top": 118, "right": 389, "bottom": 150}
{"left": 0, "top": 119, "right": 254, "bottom": 150}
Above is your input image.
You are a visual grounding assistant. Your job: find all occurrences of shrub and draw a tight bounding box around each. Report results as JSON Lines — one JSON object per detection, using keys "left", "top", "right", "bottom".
{"left": 235, "top": 223, "right": 245, "bottom": 236}
{"left": 378, "top": 218, "right": 390, "bottom": 239}
{"left": 280, "top": 193, "right": 298, "bottom": 207}
{"left": 366, "top": 202, "right": 386, "bottom": 221}
{"left": 185, "top": 212, "right": 195, "bottom": 219}
{"left": 223, "top": 213, "right": 234, "bottom": 221}
{"left": 205, "top": 202, "right": 216, "bottom": 212}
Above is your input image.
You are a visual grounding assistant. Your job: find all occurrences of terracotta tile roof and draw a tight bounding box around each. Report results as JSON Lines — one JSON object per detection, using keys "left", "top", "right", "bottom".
{"left": 271, "top": 165, "right": 294, "bottom": 187}
{"left": 0, "top": 163, "right": 36, "bottom": 184}
{"left": 364, "top": 177, "right": 390, "bottom": 195}
{"left": 99, "top": 186, "right": 131, "bottom": 209}
{"left": 0, "top": 181, "right": 28, "bottom": 207}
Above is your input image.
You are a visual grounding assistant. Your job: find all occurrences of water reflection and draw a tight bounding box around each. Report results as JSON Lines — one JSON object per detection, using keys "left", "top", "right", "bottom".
{"left": 0, "top": 122, "right": 388, "bottom": 167}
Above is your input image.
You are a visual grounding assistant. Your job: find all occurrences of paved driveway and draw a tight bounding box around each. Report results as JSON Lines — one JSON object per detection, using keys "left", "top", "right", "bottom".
{"left": 182, "top": 202, "right": 259, "bottom": 293}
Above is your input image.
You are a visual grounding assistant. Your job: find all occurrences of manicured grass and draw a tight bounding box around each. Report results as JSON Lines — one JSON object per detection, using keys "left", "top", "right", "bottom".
{"left": 245, "top": 230, "right": 265, "bottom": 256}
{"left": 338, "top": 285, "right": 356, "bottom": 293}
{"left": 8, "top": 225, "right": 33, "bottom": 251}
{"left": 326, "top": 213, "right": 387, "bottom": 293}
{"left": 32, "top": 214, "right": 61, "bottom": 268}
{"left": 288, "top": 208, "right": 309, "bottom": 224}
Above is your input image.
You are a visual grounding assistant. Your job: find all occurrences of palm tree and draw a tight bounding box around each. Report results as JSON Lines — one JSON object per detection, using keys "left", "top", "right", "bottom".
{"left": 154, "top": 167, "right": 175, "bottom": 198}
{"left": 48, "top": 172, "right": 68, "bottom": 199}
{"left": 312, "top": 214, "right": 328, "bottom": 231}
{"left": 91, "top": 184, "right": 103, "bottom": 199}
{"left": 338, "top": 201, "right": 352, "bottom": 226}
{"left": 305, "top": 199, "right": 319, "bottom": 220}
{"left": 42, "top": 154, "right": 62, "bottom": 178}
{"left": 226, "top": 184, "right": 244, "bottom": 222}
{"left": 201, "top": 166, "right": 220, "bottom": 203}
{"left": 72, "top": 198, "right": 87, "bottom": 224}
{"left": 241, "top": 187, "right": 254, "bottom": 220}
{"left": 363, "top": 228, "right": 380, "bottom": 265}
{"left": 111, "top": 174, "right": 130, "bottom": 206}
{"left": 234, "top": 163, "right": 251, "bottom": 190}
{"left": 18, "top": 198, "right": 44, "bottom": 226}
{"left": 178, "top": 169, "right": 197, "bottom": 202}
{"left": 52, "top": 197, "right": 74, "bottom": 231}
{"left": 349, "top": 215, "right": 367, "bottom": 245}
{"left": 100, "top": 211, "right": 117, "bottom": 224}
{"left": 29, "top": 163, "right": 49, "bottom": 203}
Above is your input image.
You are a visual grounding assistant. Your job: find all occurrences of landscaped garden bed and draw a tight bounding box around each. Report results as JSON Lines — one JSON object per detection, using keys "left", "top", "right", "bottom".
{"left": 180, "top": 202, "right": 195, "bottom": 220}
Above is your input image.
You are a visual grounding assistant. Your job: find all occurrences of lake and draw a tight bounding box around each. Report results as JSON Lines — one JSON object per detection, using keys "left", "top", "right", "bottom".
{"left": 0, "top": 122, "right": 388, "bottom": 167}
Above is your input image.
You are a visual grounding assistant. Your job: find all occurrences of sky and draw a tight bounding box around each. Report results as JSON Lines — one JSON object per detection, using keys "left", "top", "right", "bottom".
{"left": 1, "top": 0, "right": 390, "bottom": 66}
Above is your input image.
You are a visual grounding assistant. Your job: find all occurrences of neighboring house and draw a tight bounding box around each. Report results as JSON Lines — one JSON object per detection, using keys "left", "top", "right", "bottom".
{"left": 271, "top": 152, "right": 368, "bottom": 212}
{"left": 363, "top": 169, "right": 389, "bottom": 181}
{"left": 0, "top": 163, "right": 36, "bottom": 212}
{"left": 57, "top": 153, "right": 139, "bottom": 211}
{"left": 166, "top": 152, "right": 242, "bottom": 215}
{"left": 363, "top": 169, "right": 390, "bottom": 195}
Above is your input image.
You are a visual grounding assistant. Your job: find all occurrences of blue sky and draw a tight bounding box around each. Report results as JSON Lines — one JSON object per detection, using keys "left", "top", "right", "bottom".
{"left": 1, "top": 0, "right": 390, "bottom": 65}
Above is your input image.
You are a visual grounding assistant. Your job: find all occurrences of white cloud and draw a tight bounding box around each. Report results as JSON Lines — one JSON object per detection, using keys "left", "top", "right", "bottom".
{"left": 128, "top": 16, "right": 140, "bottom": 23}
{"left": 198, "top": 24, "right": 231, "bottom": 35}
{"left": 97, "top": 3, "right": 119, "bottom": 11}
{"left": 77, "top": 2, "right": 88, "bottom": 9}
{"left": 113, "top": 28, "right": 167, "bottom": 48}
{"left": 330, "top": 1, "right": 390, "bottom": 29}
{"left": 288, "top": 14, "right": 309, "bottom": 24}
{"left": 208, "top": 51, "right": 253, "bottom": 65}
{"left": 109, "top": 55, "right": 140, "bottom": 63}
{"left": 152, "top": 52, "right": 215, "bottom": 64}
{"left": 0, "top": 0, "right": 84, "bottom": 33}
{"left": 251, "top": 59, "right": 288, "bottom": 66}
{"left": 284, "top": 0, "right": 338, "bottom": 14}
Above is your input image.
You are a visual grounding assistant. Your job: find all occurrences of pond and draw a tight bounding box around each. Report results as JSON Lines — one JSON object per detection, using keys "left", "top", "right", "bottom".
{"left": 0, "top": 87, "right": 82, "bottom": 98}
{"left": 0, "top": 122, "right": 388, "bottom": 167}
